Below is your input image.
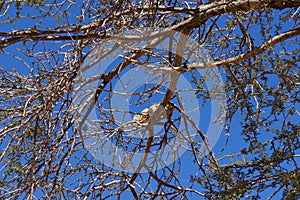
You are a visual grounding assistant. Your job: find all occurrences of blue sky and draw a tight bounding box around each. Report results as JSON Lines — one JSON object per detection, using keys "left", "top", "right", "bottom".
{"left": 0, "top": 1, "right": 299, "bottom": 199}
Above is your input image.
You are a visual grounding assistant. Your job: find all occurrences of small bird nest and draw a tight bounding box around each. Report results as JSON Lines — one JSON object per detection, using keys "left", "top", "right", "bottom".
{"left": 133, "top": 102, "right": 175, "bottom": 124}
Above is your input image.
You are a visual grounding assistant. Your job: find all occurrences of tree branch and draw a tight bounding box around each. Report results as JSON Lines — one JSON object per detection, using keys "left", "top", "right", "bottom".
{"left": 188, "top": 27, "right": 300, "bottom": 69}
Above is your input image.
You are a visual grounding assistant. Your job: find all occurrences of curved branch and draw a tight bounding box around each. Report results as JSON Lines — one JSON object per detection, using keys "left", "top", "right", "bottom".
{"left": 213, "top": 27, "right": 300, "bottom": 66}
{"left": 188, "top": 27, "right": 300, "bottom": 69}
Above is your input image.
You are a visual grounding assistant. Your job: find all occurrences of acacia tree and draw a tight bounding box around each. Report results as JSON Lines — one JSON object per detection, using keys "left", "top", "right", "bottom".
{"left": 0, "top": 0, "right": 299, "bottom": 199}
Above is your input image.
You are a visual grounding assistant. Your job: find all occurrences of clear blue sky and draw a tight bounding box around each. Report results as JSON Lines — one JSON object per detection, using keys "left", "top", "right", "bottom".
{"left": 0, "top": 1, "right": 299, "bottom": 199}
